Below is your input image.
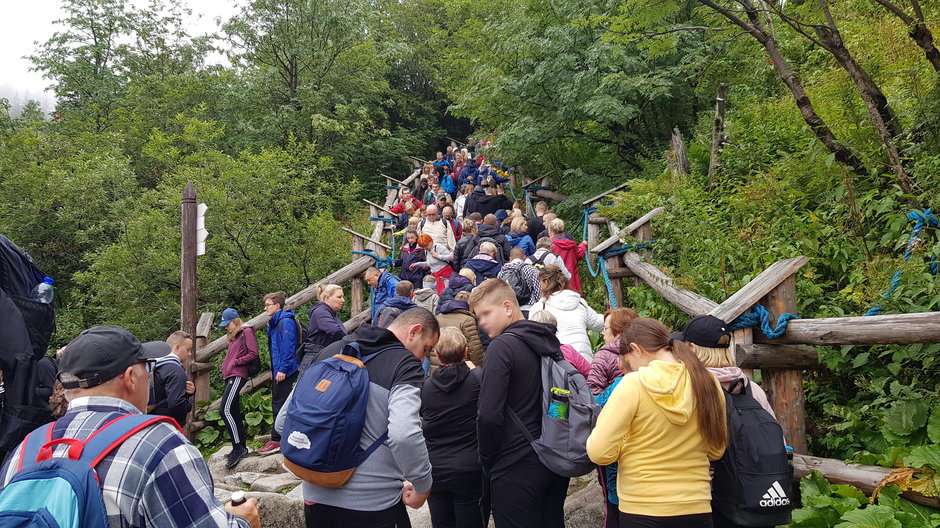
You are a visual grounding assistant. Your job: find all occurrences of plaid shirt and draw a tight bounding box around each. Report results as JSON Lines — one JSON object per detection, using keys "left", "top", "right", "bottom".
{"left": 0, "top": 396, "right": 249, "bottom": 528}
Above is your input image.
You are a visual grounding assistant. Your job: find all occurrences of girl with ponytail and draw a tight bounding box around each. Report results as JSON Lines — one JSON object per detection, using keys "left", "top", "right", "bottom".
{"left": 586, "top": 318, "right": 727, "bottom": 528}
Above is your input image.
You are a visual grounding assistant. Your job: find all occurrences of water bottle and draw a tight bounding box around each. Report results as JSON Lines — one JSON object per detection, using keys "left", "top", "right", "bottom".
{"left": 547, "top": 387, "right": 570, "bottom": 419}
{"left": 230, "top": 490, "right": 246, "bottom": 506}
{"left": 30, "top": 277, "right": 55, "bottom": 304}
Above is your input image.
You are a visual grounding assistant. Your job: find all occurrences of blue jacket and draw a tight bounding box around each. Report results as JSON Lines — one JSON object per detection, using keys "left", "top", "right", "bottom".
{"left": 267, "top": 310, "right": 299, "bottom": 377}
{"left": 506, "top": 230, "right": 536, "bottom": 257}
{"left": 458, "top": 163, "right": 478, "bottom": 188}
{"left": 371, "top": 270, "right": 401, "bottom": 324}
{"left": 441, "top": 174, "right": 456, "bottom": 196}
{"left": 465, "top": 255, "right": 503, "bottom": 285}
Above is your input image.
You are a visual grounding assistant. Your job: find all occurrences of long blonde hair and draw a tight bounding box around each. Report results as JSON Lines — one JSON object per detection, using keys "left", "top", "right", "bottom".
{"left": 226, "top": 317, "right": 245, "bottom": 342}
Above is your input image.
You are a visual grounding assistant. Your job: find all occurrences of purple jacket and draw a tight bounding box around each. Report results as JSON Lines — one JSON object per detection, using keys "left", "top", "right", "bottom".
{"left": 588, "top": 339, "right": 622, "bottom": 396}
{"left": 221, "top": 327, "right": 259, "bottom": 379}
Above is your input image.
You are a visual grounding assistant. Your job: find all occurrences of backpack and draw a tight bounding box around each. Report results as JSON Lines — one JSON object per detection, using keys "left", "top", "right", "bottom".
{"left": 375, "top": 306, "right": 404, "bottom": 328}
{"left": 0, "top": 414, "right": 179, "bottom": 528}
{"left": 279, "top": 317, "right": 305, "bottom": 365}
{"left": 502, "top": 333, "right": 599, "bottom": 478}
{"left": 241, "top": 329, "right": 263, "bottom": 378}
{"left": 502, "top": 265, "right": 533, "bottom": 305}
{"left": 530, "top": 250, "right": 558, "bottom": 270}
{"left": 282, "top": 341, "right": 396, "bottom": 488}
{"left": 468, "top": 237, "right": 506, "bottom": 264}
{"left": 711, "top": 378, "right": 793, "bottom": 527}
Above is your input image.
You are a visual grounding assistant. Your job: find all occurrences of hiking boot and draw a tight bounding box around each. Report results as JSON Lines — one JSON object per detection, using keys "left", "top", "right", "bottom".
{"left": 226, "top": 445, "right": 248, "bottom": 469}
{"left": 256, "top": 440, "right": 280, "bottom": 454}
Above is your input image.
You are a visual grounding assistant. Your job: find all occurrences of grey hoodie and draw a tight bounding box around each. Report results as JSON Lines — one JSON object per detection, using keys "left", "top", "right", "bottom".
{"left": 413, "top": 288, "right": 440, "bottom": 315}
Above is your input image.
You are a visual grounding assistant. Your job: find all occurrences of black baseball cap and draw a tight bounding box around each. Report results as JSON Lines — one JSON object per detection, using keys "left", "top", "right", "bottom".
{"left": 672, "top": 315, "right": 731, "bottom": 349}
{"left": 59, "top": 326, "right": 170, "bottom": 389}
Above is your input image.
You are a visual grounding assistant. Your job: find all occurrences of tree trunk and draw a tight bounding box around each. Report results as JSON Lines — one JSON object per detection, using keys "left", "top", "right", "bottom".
{"left": 910, "top": 22, "right": 940, "bottom": 72}
{"left": 707, "top": 82, "right": 728, "bottom": 185}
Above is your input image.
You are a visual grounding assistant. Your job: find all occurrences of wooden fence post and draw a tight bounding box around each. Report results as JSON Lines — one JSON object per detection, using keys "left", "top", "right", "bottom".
{"left": 759, "top": 275, "right": 808, "bottom": 454}
{"left": 187, "top": 311, "right": 214, "bottom": 437}
{"left": 351, "top": 237, "right": 365, "bottom": 316}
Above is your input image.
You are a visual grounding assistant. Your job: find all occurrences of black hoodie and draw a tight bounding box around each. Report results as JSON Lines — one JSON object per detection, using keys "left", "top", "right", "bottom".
{"left": 477, "top": 319, "right": 562, "bottom": 479}
{"left": 476, "top": 223, "right": 511, "bottom": 262}
{"left": 466, "top": 192, "right": 513, "bottom": 218}
{"left": 420, "top": 363, "right": 483, "bottom": 486}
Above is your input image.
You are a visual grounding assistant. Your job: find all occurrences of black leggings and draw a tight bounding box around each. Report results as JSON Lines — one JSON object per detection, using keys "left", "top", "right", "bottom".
{"left": 304, "top": 500, "right": 412, "bottom": 528}
{"left": 271, "top": 371, "right": 298, "bottom": 442}
{"left": 220, "top": 376, "right": 247, "bottom": 447}
{"left": 490, "top": 455, "right": 569, "bottom": 528}
{"left": 620, "top": 513, "right": 712, "bottom": 528}
{"left": 427, "top": 476, "right": 484, "bottom": 528}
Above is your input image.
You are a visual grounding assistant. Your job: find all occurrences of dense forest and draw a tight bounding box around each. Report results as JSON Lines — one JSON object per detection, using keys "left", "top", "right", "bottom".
{"left": 2, "top": 0, "right": 940, "bottom": 524}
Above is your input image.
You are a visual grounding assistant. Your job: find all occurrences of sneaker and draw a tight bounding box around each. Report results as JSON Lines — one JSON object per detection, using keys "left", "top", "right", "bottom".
{"left": 256, "top": 440, "right": 280, "bottom": 454}
{"left": 226, "top": 445, "right": 248, "bottom": 469}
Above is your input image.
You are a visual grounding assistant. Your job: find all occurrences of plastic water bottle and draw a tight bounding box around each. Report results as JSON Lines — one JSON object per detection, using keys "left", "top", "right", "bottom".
{"left": 30, "top": 277, "right": 55, "bottom": 304}
{"left": 230, "top": 490, "right": 246, "bottom": 506}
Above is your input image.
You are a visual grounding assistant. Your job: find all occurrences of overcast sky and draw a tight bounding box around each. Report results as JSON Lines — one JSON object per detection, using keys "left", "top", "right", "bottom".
{"left": 0, "top": 0, "right": 241, "bottom": 111}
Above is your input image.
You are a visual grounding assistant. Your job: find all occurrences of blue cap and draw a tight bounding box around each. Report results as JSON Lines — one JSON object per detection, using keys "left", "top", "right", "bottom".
{"left": 43, "top": 277, "right": 54, "bottom": 285}
{"left": 219, "top": 308, "right": 239, "bottom": 328}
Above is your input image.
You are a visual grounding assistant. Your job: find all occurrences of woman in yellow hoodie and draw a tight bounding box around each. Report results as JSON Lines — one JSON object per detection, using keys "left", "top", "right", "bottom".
{"left": 586, "top": 318, "right": 728, "bottom": 528}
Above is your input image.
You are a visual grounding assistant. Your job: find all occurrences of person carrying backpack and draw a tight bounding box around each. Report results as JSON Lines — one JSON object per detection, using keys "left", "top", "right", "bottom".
{"left": 274, "top": 309, "right": 439, "bottom": 528}
{"left": 673, "top": 316, "right": 791, "bottom": 528}
{"left": 527, "top": 237, "right": 570, "bottom": 280}
{"left": 219, "top": 308, "right": 260, "bottom": 469}
{"left": 469, "top": 279, "right": 584, "bottom": 528}
{"left": 0, "top": 325, "right": 259, "bottom": 528}
{"left": 497, "top": 248, "right": 541, "bottom": 316}
{"left": 148, "top": 330, "right": 195, "bottom": 427}
{"left": 586, "top": 318, "right": 728, "bottom": 528}
{"left": 464, "top": 242, "right": 503, "bottom": 284}
{"left": 261, "top": 292, "right": 301, "bottom": 455}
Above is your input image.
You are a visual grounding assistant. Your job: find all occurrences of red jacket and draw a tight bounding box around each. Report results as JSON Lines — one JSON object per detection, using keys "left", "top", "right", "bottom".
{"left": 551, "top": 237, "right": 587, "bottom": 293}
{"left": 390, "top": 195, "right": 423, "bottom": 215}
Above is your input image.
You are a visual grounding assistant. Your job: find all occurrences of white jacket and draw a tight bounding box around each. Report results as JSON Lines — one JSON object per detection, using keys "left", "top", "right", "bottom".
{"left": 528, "top": 290, "right": 604, "bottom": 361}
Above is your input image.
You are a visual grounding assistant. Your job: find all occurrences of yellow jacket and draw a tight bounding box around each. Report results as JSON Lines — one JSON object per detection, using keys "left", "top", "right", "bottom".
{"left": 586, "top": 360, "right": 726, "bottom": 516}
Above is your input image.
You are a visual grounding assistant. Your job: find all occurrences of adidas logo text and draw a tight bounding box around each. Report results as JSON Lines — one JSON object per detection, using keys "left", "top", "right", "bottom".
{"left": 759, "top": 481, "right": 790, "bottom": 507}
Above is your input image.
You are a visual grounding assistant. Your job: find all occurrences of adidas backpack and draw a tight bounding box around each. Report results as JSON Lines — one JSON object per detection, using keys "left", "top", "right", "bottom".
{"left": 503, "top": 333, "right": 599, "bottom": 478}
{"left": 0, "top": 414, "right": 179, "bottom": 528}
{"left": 711, "top": 378, "right": 793, "bottom": 527}
{"left": 281, "top": 341, "right": 395, "bottom": 488}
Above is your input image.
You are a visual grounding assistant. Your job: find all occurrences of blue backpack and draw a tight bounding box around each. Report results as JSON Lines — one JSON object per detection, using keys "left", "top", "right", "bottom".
{"left": 282, "top": 341, "right": 395, "bottom": 488}
{"left": 0, "top": 414, "right": 179, "bottom": 528}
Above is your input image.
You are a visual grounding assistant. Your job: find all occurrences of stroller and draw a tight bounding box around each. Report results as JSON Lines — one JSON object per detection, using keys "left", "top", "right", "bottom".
{"left": 0, "top": 235, "right": 56, "bottom": 460}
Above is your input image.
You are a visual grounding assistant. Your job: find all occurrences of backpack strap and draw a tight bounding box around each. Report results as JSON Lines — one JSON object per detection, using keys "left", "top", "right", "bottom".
{"left": 77, "top": 414, "right": 182, "bottom": 468}
{"left": 17, "top": 423, "right": 56, "bottom": 472}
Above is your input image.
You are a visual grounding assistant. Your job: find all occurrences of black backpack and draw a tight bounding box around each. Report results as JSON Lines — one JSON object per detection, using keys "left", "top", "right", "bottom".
{"left": 530, "top": 250, "right": 558, "bottom": 270}
{"left": 711, "top": 378, "right": 793, "bottom": 527}
{"left": 502, "top": 265, "right": 532, "bottom": 305}
{"left": 468, "top": 237, "right": 506, "bottom": 264}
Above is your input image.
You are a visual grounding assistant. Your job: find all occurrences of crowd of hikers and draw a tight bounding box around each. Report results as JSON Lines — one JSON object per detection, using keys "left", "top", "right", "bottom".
{"left": 0, "top": 141, "right": 794, "bottom": 528}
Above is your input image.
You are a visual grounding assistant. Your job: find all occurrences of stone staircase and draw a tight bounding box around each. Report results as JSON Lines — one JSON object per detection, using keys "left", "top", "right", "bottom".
{"left": 206, "top": 443, "right": 607, "bottom": 527}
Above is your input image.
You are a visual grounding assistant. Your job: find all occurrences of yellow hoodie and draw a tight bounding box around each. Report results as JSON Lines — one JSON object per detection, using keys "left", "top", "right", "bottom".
{"left": 586, "top": 360, "right": 726, "bottom": 516}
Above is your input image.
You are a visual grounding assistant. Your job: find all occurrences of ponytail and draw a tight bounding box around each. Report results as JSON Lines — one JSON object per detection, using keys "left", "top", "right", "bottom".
{"left": 619, "top": 318, "right": 728, "bottom": 454}
{"left": 670, "top": 339, "right": 728, "bottom": 453}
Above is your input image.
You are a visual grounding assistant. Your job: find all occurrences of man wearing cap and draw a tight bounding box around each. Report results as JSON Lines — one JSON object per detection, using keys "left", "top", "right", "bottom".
{"left": 0, "top": 326, "right": 260, "bottom": 528}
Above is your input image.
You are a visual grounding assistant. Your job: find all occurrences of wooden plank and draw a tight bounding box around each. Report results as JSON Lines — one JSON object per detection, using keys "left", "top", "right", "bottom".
{"left": 707, "top": 82, "right": 728, "bottom": 185}
{"left": 362, "top": 198, "right": 395, "bottom": 216}
{"left": 586, "top": 223, "right": 600, "bottom": 253}
{"left": 531, "top": 189, "right": 568, "bottom": 202}
{"left": 588, "top": 215, "right": 609, "bottom": 225}
{"left": 604, "top": 267, "right": 637, "bottom": 279}
{"left": 794, "top": 455, "right": 940, "bottom": 509}
{"left": 380, "top": 173, "right": 408, "bottom": 187}
{"left": 760, "top": 275, "right": 807, "bottom": 454}
{"left": 350, "top": 237, "right": 365, "bottom": 316}
{"left": 194, "top": 257, "right": 374, "bottom": 362}
{"left": 735, "top": 343, "right": 818, "bottom": 369}
{"left": 622, "top": 206, "right": 665, "bottom": 235}
{"left": 204, "top": 371, "right": 272, "bottom": 414}
{"left": 340, "top": 227, "right": 391, "bottom": 250}
{"left": 709, "top": 256, "right": 809, "bottom": 323}
{"left": 591, "top": 207, "right": 665, "bottom": 254}
{"left": 523, "top": 169, "right": 555, "bottom": 188}
{"left": 753, "top": 311, "right": 940, "bottom": 345}
{"left": 344, "top": 310, "right": 371, "bottom": 333}
{"left": 668, "top": 127, "right": 690, "bottom": 180}
{"left": 732, "top": 328, "right": 754, "bottom": 380}
{"left": 622, "top": 253, "right": 718, "bottom": 315}
{"left": 607, "top": 220, "right": 626, "bottom": 306}
{"left": 583, "top": 182, "right": 630, "bottom": 206}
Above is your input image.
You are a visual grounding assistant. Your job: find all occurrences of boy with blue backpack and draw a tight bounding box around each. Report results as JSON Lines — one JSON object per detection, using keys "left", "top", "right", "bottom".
{"left": 274, "top": 308, "right": 439, "bottom": 528}
{"left": 0, "top": 325, "right": 258, "bottom": 528}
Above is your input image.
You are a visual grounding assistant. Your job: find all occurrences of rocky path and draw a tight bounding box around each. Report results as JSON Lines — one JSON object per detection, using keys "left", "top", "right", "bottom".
{"left": 207, "top": 444, "right": 607, "bottom": 527}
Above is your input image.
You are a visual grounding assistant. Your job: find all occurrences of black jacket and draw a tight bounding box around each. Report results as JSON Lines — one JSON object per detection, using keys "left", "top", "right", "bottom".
{"left": 150, "top": 356, "right": 192, "bottom": 426}
{"left": 477, "top": 319, "right": 562, "bottom": 479}
{"left": 476, "top": 224, "right": 511, "bottom": 261}
{"left": 466, "top": 193, "right": 513, "bottom": 218}
{"left": 527, "top": 216, "right": 545, "bottom": 242}
{"left": 453, "top": 233, "right": 479, "bottom": 270}
{"left": 421, "top": 363, "right": 483, "bottom": 485}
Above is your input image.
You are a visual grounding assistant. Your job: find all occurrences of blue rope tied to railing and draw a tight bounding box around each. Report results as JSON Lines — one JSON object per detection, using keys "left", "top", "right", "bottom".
{"left": 351, "top": 249, "right": 395, "bottom": 270}
{"left": 600, "top": 241, "right": 655, "bottom": 259}
{"left": 369, "top": 216, "right": 396, "bottom": 224}
{"left": 386, "top": 185, "right": 401, "bottom": 190}
{"left": 865, "top": 208, "right": 938, "bottom": 316}
{"left": 728, "top": 304, "right": 799, "bottom": 339}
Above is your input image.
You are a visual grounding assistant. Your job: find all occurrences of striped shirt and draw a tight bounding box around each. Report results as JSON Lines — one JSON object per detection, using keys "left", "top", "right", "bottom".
{"left": 0, "top": 396, "right": 248, "bottom": 528}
